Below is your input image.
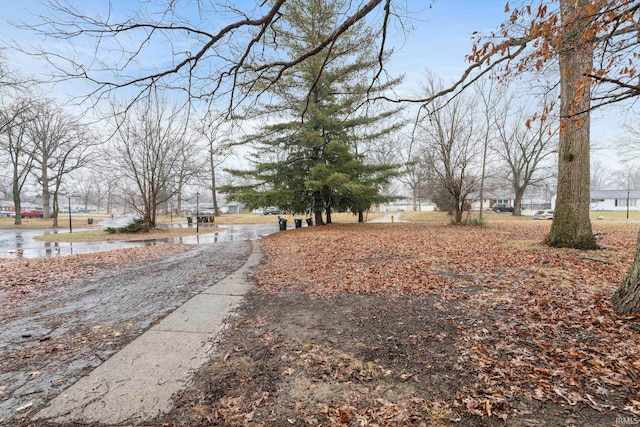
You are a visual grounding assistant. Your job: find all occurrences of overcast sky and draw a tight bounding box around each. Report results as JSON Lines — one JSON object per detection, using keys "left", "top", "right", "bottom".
{"left": 0, "top": 0, "right": 631, "bottom": 167}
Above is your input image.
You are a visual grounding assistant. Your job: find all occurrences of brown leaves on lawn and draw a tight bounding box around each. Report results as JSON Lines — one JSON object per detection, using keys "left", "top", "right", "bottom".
{"left": 257, "top": 222, "right": 640, "bottom": 420}
{"left": 0, "top": 244, "right": 189, "bottom": 311}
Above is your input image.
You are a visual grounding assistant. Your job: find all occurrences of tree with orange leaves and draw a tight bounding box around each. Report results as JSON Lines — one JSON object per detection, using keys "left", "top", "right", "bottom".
{"left": 451, "top": 0, "right": 640, "bottom": 311}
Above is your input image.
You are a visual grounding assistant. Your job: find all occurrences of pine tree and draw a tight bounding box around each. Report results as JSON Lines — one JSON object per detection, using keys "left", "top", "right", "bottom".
{"left": 223, "top": 0, "right": 402, "bottom": 225}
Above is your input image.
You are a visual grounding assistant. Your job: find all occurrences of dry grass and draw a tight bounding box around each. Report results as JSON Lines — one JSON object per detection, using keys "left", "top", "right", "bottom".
{"left": 0, "top": 216, "right": 106, "bottom": 230}
{"left": 590, "top": 210, "right": 640, "bottom": 220}
{"left": 158, "top": 212, "right": 386, "bottom": 225}
{"left": 33, "top": 226, "right": 224, "bottom": 243}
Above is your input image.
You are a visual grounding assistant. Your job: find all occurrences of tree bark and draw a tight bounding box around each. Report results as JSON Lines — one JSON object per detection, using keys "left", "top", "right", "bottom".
{"left": 42, "top": 166, "right": 50, "bottom": 220}
{"left": 51, "top": 192, "right": 59, "bottom": 228}
{"left": 513, "top": 187, "right": 524, "bottom": 217}
{"left": 209, "top": 143, "right": 219, "bottom": 216}
{"left": 12, "top": 179, "right": 22, "bottom": 226}
{"left": 313, "top": 189, "right": 324, "bottom": 226}
{"left": 548, "top": 0, "right": 596, "bottom": 249}
{"left": 613, "top": 229, "right": 640, "bottom": 313}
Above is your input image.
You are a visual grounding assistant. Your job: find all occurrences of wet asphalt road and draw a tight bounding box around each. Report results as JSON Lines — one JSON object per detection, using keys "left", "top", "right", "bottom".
{"left": 0, "top": 222, "right": 279, "bottom": 259}
{"left": 0, "top": 240, "right": 254, "bottom": 424}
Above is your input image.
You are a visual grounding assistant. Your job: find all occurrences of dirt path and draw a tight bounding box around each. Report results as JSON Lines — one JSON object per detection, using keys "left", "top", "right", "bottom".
{"left": 0, "top": 240, "right": 252, "bottom": 424}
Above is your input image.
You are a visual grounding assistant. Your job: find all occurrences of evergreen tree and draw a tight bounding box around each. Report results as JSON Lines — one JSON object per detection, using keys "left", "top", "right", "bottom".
{"left": 223, "top": 0, "right": 402, "bottom": 225}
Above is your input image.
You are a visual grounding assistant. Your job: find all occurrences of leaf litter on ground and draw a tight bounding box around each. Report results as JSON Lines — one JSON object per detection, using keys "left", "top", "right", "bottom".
{"left": 249, "top": 221, "right": 640, "bottom": 423}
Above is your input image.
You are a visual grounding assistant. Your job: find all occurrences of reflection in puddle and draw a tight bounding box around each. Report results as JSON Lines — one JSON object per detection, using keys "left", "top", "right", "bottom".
{"left": 0, "top": 224, "right": 279, "bottom": 259}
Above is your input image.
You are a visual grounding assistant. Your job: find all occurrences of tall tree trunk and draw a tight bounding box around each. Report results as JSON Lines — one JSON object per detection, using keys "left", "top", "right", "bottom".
{"left": 454, "top": 205, "right": 463, "bottom": 223}
{"left": 513, "top": 186, "right": 525, "bottom": 216}
{"left": 326, "top": 205, "right": 332, "bottom": 224}
{"left": 51, "top": 194, "right": 59, "bottom": 228}
{"left": 311, "top": 143, "right": 324, "bottom": 226}
{"left": 548, "top": 0, "right": 596, "bottom": 249}
{"left": 12, "top": 180, "right": 22, "bottom": 226}
{"left": 613, "top": 229, "right": 640, "bottom": 313}
{"left": 453, "top": 189, "right": 464, "bottom": 224}
{"left": 358, "top": 211, "right": 364, "bottom": 223}
{"left": 211, "top": 170, "right": 219, "bottom": 216}
{"left": 42, "top": 166, "right": 50, "bottom": 220}
{"left": 313, "top": 189, "right": 324, "bottom": 226}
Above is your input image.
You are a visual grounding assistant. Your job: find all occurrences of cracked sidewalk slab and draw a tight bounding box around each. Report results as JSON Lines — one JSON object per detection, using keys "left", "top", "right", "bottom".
{"left": 33, "top": 240, "right": 263, "bottom": 425}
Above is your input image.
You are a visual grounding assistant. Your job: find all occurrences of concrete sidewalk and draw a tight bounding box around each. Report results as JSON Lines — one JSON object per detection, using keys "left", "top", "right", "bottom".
{"left": 33, "top": 240, "right": 263, "bottom": 425}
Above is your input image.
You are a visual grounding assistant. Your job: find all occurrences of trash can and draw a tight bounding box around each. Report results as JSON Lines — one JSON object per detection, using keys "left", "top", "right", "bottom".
{"left": 87, "top": 218, "right": 94, "bottom": 224}
{"left": 305, "top": 218, "right": 313, "bottom": 226}
{"left": 294, "top": 219, "right": 302, "bottom": 228}
{"left": 278, "top": 217, "right": 287, "bottom": 231}
{"left": 187, "top": 216, "right": 193, "bottom": 224}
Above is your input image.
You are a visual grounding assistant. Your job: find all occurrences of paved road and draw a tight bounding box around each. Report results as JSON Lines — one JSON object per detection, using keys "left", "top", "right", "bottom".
{"left": 0, "top": 220, "right": 279, "bottom": 259}
{"left": 0, "top": 240, "right": 253, "bottom": 424}
{"left": 369, "top": 212, "right": 406, "bottom": 223}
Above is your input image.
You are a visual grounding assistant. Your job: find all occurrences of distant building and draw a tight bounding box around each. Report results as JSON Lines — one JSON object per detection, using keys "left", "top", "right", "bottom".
{"left": 590, "top": 190, "right": 640, "bottom": 211}
{"left": 467, "top": 193, "right": 551, "bottom": 211}
{"left": 0, "top": 200, "right": 15, "bottom": 216}
{"left": 221, "top": 202, "right": 243, "bottom": 214}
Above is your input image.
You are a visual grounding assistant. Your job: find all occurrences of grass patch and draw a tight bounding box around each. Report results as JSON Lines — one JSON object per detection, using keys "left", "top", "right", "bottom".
{"left": 34, "top": 227, "right": 224, "bottom": 243}
{"left": 157, "top": 212, "right": 386, "bottom": 225}
{"left": 590, "top": 210, "right": 640, "bottom": 220}
{"left": 397, "top": 211, "right": 449, "bottom": 222}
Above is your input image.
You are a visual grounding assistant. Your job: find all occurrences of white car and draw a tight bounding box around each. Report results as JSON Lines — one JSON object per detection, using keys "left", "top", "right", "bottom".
{"left": 533, "top": 210, "right": 554, "bottom": 220}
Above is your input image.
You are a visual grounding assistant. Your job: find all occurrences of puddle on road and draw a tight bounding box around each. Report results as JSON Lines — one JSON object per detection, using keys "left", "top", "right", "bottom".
{"left": 0, "top": 222, "right": 280, "bottom": 259}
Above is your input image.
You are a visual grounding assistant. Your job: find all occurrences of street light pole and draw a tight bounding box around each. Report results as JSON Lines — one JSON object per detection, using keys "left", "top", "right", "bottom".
{"left": 627, "top": 189, "right": 630, "bottom": 220}
{"left": 68, "top": 196, "right": 72, "bottom": 233}
{"left": 196, "top": 192, "right": 200, "bottom": 234}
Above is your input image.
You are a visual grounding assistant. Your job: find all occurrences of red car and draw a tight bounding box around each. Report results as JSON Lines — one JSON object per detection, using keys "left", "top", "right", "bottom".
{"left": 21, "top": 211, "right": 44, "bottom": 218}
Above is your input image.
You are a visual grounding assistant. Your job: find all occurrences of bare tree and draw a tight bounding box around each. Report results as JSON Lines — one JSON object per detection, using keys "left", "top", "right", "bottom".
{"left": 21, "top": 0, "right": 402, "bottom": 114}
{"left": 27, "top": 101, "right": 94, "bottom": 223}
{"left": 617, "top": 121, "right": 640, "bottom": 162}
{"left": 110, "top": 95, "right": 190, "bottom": 229}
{"left": 475, "top": 79, "right": 501, "bottom": 220}
{"left": 418, "top": 82, "right": 482, "bottom": 223}
{"left": 493, "top": 96, "right": 558, "bottom": 216}
{"left": 391, "top": 133, "right": 435, "bottom": 211}
{"left": 0, "top": 99, "right": 37, "bottom": 225}
{"left": 72, "top": 171, "right": 98, "bottom": 213}
{"left": 611, "top": 166, "right": 640, "bottom": 191}
{"left": 194, "top": 113, "right": 232, "bottom": 216}
{"left": 591, "top": 159, "right": 614, "bottom": 190}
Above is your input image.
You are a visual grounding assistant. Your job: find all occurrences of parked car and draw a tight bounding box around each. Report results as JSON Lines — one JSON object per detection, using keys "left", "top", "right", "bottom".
{"left": 492, "top": 203, "right": 514, "bottom": 213}
{"left": 1, "top": 211, "right": 16, "bottom": 217}
{"left": 533, "top": 210, "right": 554, "bottom": 220}
{"left": 21, "top": 211, "right": 44, "bottom": 218}
{"left": 263, "top": 207, "right": 280, "bottom": 215}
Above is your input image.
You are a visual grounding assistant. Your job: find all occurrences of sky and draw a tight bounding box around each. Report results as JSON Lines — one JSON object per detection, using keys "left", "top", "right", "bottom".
{"left": 0, "top": 0, "right": 631, "bottom": 167}
{"left": 0, "top": 1, "right": 516, "bottom": 102}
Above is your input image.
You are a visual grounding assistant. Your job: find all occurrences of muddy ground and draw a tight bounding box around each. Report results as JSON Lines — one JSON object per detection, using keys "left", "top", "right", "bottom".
{"left": 1, "top": 241, "right": 252, "bottom": 424}
{"left": 155, "top": 290, "right": 628, "bottom": 427}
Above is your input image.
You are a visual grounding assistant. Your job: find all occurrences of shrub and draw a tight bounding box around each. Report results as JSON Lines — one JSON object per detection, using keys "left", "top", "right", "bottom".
{"left": 104, "top": 219, "right": 147, "bottom": 234}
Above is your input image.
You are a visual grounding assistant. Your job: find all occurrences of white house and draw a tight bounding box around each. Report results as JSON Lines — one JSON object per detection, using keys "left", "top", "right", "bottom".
{"left": 467, "top": 192, "right": 551, "bottom": 211}
{"left": 590, "top": 190, "right": 640, "bottom": 211}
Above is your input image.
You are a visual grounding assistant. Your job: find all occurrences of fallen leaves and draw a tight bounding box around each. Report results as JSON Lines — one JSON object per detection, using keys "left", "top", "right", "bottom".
{"left": 0, "top": 244, "right": 190, "bottom": 313}
{"left": 256, "top": 221, "right": 640, "bottom": 420}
